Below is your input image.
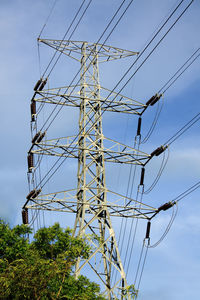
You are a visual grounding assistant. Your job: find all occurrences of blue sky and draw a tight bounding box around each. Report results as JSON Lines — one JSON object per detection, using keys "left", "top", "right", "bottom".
{"left": 1, "top": 0, "right": 200, "bottom": 299}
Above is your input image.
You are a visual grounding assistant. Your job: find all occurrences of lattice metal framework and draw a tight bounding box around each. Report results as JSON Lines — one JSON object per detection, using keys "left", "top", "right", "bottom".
{"left": 24, "top": 40, "right": 157, "bottom": 299}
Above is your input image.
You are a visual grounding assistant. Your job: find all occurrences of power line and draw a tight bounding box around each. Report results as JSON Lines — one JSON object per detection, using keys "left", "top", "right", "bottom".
{"left": 172, "top": 180, "right": 200, "bottom": 203}
{"left": 148, "top": 203, "right": 178, "bottom": 248}
{"left": 41, "top": 0, "right": 90, "bottom": 78}
{"left": 46, "top": 0, "right": 93, "bottom": 77}
{"left": 34, "top": 0, "right": 194, "bottom": 193}
{"left": 36, "top": 0, "right": 91, "bottom": 129}
{"left": 38, "top": 0, "right": 59, "bottom": 39}
{"left": 159, "top": 47, "right": 200, "bottom": 94}
{"left": 30, "top": 1, "right": 138, "bottom": 192}
{"left": 144, "top": 147, "right": 169, "bottom": 194}
{"left": 139, "top": 47, "right": 200, "bottom": 143}
{"left": 40, "top": 0, "right": 136, "bottom": 132}
{"left": 38, "top": 0, "right": 187, "bottom": 132}
{"left": 114, "top": 0, "right": 194, "bottom": 105}
{"left": 111, "top": 134, "right": 141, "bottom": 285}
{"left": 164, "top": 111, "right": 200, "bottom": 146}
{"left": 141, "top": 97, "right": 164, "bottom": 143}
{"left": 70, "top": 0, "right": 194, "bottom": 145}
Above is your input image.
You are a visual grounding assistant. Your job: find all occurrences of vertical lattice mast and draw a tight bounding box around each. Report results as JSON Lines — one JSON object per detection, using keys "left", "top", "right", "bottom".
{"left": 74, "top": 42, "right": 126, "bottom": 297}
{"left": 24, "top": 39, "right": 157, "bottom": 299}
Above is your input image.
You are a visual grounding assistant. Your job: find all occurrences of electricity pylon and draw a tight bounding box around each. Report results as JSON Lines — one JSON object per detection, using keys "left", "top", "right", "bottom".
{"left": 23, "top": 40, "right": 157, "bottom": 299}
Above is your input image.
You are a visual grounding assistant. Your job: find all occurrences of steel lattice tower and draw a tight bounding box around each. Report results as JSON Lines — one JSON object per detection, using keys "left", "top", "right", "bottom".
{"left": 24, "top": 39, "right": 157, "bottom": 299}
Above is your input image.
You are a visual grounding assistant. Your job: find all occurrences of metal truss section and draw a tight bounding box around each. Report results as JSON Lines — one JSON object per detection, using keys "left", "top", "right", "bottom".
{"left": 26, "top": 188, "right": 157, "bottom": 219}
{"left": 39, "top": 39, "right": 139, "bottom": 63}
{"left": 34, "top": 84, "right": 146, "bottom": 115}
{"left": 31, "top": 134, "right": 150, "bottom": 165}
{"left": 26, "top": 40, "right": 143, "bottom": 299}
{"left": 26, "top": 186, "right": 156, "bottom": 298}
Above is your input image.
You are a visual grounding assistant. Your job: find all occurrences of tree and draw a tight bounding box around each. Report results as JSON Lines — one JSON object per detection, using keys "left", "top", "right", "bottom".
{"left": 0, "top": 220, "right": 106, "bottom": 300}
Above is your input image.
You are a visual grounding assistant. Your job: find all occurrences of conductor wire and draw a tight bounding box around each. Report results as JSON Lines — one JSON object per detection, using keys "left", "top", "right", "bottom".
{"left": 148, "top": 202, "right": 178, "bottom": 248}
{"left": 31, "top": 0, "right": 193, "bottom": 196}
{"left": 41, "top": 0, "right": 89, "bottom": 78}
{"left": 144, "top": 147, "right": 169, "bottom": 194}
{"left": 172, "top": 180, "right": 200, "bottom": 203}
{"left": 159, "top": 47, "right": 200, "bottom": 94}
{"left": 164, "top": 111, "right": 200, "bottom": 146}
{"left": 37, "top": 0, "right": 187, "bottom": 130}
{"left": 40, "top": 0, "right": 136, "bottom": 131}
{"left": 38, "top": 0, "right": 59, "bottom": 39}
{"left": 141, "top": 96, "right": 164, "bottom": 144}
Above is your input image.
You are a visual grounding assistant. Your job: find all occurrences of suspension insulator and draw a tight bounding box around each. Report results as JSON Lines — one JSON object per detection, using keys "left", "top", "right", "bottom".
{"left": 32, "top": 131, "right": 46, "bottom": 144}
{"left": 146, "top": 95, "right": 156, "bottom": 106}
{"left": 26, "top": 188, "right": 41, "bottom": 200}
{"left": 30, "top": 101, "right": 36, "bottom": 122}
{"left": 27, "top": 153, "right": 34, "bottom": 172}
{"left": 22, "top": 208, "right": 28, "bottom": 224}
{"left": 150, "top": 93, "right": 162, "bottom": 106}
{"left": 146, "top": 93, "right": 162, "bottom": 106}
{"left": 38, "top": 78, "right": 48, "bottom": 91}
{"left": 122, "top": 278, "right": 125, "bottom": 295}
{"left": 145, "top": 221, "right": 151, "bottom": 239}
{"left": 32, "top": 132, "right": 41, "bottom": 144}
{"left": 157, "top": 201, "right": 174, "bottom": 212}
{"left": 37, "top": 131, "right": 46, "bottom": 143}
{"left": 31, "top": 101, "right": 36, "bottom": 115}
{"left": 140, "top": 167, "right": 145, "bottom": 186}
{"left": 150, "top": 145, "right": 166, "bottom": 157}
{"left": 137, "top": 117, "right": 142, "bottom": 136}
{"left": 34, "top": 78, "right": 42, "bottom": 91}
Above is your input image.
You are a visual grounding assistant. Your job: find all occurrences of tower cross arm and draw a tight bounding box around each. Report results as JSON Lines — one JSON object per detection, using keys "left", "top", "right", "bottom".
{"left": 25, "top": 188, "right": 157, "bottom": 219}
{"left": 34, "top": 84, "right": 146, "bottom": 115}
{"left": 31, "top": 135, "right": 151, "bottom": 165}
{"left": 38, "top": 39, "right": 139, "bottom": 62}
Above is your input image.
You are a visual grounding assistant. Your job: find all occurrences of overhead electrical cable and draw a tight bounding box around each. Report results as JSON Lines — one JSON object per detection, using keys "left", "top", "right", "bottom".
{"left": 164, "top": 110, "right": 200, "bottom": 146}
{"left": 119, "top": 138, "right": 141, "bottom": 247}
{"left": 171, "top": 180, "right": 200, "bottom": 203}
{"left": 159, "top": 47, "right": 200, "bottom": 94}
{"left": 39, "top": 0, "right": 188, "bottom": 131}
{"left": 39, "top": 0, "right": 136, "bottom": 131}
{"left": 148, "top": 203, "right": 178, "bottom": 248}
{"left": 139, "top": 47, "right": 200, "bottom": 143}
{"left": 144, "top": 147, "right": 169, "bottom": 194}
{"left": 114, "top": 0, "right": 194, "bottom": 114}
{"left": 46, "top": 0, "right": 94, "bottom": 77}
{"left": 41, "top": 0, "right": 90, "bottom": 78}
{"left": 36, "top": 0, "right": 92, "bottom": 114}
{"left": 134, "top": 238, "right": 149, "bottom": 297}
{"left": 24, "top": 0, "right": 138, "bottom": 203}
{"left": 124, "top": 184, "right": 144, "bottom": 274}
{"left": 62, "top": 0, "right": 194, "bottom": 134}
{"left": 32, "top": 0, "right": 193, "bottom": 194}
{"left": 135, "top": 242, "right": 149, "bottom": 297}
{"left": 37, "top": 0, "right": 59, "bottom": 76}
{"left": 141, "top": 97, "right": 164, "bottom": 144}
{"left": 44, "top": 0, "right": 190, "bottom": 138}
{"left": 38, "top": 0, "right": 59, "bottom": 39}
{"left": 111, "top": 134, "right": 141, "bottom": 285}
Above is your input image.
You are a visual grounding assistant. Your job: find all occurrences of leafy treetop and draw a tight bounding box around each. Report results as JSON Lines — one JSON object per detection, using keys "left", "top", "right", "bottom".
{"left": 0, "top": 220, "right": 106, "bottom": 300}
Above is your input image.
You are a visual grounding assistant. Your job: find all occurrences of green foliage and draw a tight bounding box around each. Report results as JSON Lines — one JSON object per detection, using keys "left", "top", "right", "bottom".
{"left": 0, "top": 220, "right": 106, "bottom": 300}
{"left": 32, "top": 223, "right": 90, "bottom": 261}
{"left": 0, "top": 219, "right": 31, "bottom": 262}
{"left": 126, "top": 284, "right": 138, "bottom": 299}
